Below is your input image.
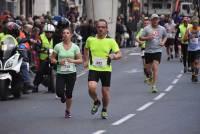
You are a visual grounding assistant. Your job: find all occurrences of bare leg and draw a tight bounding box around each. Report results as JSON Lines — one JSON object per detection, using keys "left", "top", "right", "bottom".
{"left": 152, "top": 60, "right": 159, "bottom": 86}
{"left": 66, "top": 98, "right": 72, "bottom": 112}
{"left": 88, "top": 81, "right": 98, "bottom": 101}
{"left": 101, "top": 86, "right": 110, "bottom": 109}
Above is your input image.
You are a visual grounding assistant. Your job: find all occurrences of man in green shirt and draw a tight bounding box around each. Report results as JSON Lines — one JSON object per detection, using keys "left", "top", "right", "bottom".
{"left": 84, "top": 19, "right": 122, "bottom": 119}
{"left": 135, "top": 17, "right": 149, "bottom": 82}
{"left": 179, "top": 17, "right": 192, "bottom": 72}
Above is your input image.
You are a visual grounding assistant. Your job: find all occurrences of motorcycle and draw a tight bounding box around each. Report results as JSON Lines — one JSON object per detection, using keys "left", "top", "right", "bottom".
{"left": 0, "top": 35, "right": 23, "bottom": 100}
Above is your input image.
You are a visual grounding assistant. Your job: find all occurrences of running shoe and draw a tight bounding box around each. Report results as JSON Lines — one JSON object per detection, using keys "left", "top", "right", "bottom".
{"left": 188, "top": 67, "right": 192, "bottom": 72}
{"left": 91, "top": 100, "right": 101, "bottom": 115}
{"left": 180, "top": 58, "right": 183, "bottom": 63}
{"left": 151, "top": 86, "right": 158, "bottom": 93}
{"left": 171, "top": 54, "right": 173, "bottom": 59}
{"left": 65, "top": 110, "right": 72, "bottom": 118}
{"left": 146, "top": 77, "right": 153, "bottom": 85}
{"left": 144, "top": 77, "right": 149, "bottom": 83}
{"left": 101, "top": 111, "right": 108, "bottom": 119}
{"left": 184, "top": 67, "right": 187, "bottom": 73}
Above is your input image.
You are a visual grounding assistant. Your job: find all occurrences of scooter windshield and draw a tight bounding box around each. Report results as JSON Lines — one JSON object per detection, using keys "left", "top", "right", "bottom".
{"left": 0, "top": 36, "right": 17, "bottom": 61}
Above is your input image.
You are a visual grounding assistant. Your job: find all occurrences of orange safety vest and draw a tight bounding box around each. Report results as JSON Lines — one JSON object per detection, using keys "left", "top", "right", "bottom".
{"left": 19, "top": 31, "right": 30, "bottom": 49}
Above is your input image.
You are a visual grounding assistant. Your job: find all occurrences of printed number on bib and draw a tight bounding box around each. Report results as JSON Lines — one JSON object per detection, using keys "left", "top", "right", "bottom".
{"left": 60, "top": 61, "right": 73, "bottom": 71}
{"left": 93, "top": 57, "right": 107, "bottom": 67}
{"left": 191, "top": 38, "right": 198, "bottom": 44}
{"left": 167, "top": 33, "right": 173, "bottom": 38}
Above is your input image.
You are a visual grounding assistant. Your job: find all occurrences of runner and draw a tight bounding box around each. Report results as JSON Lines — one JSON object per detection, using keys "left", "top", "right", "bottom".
{"left": 179, "top": 17, "right": 192, "bottom": 73}
{"left": 83, "top": 19, "right": 122, "bottom": 119}
{"left": 139, "top": 14, "right": 167, "bottom": 93}
{"left": 184, "top": 16, "right": 200, "bottom": 82}
{"left": 164, "top": 17, "right": 176, "bottom": 61}
{"left": 51, "top": 27, "right": 82, "bottom": 118}
{"left": 135, "top": 17, "right": 149, "bottom": 82}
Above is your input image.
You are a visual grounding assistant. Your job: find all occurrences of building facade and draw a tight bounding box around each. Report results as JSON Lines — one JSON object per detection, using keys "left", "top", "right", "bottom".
{"left": 141, "top": 0, "right": 194, "bottom": 16}
{"left": 0, "top": 0, "right": 83, "bottom": 17}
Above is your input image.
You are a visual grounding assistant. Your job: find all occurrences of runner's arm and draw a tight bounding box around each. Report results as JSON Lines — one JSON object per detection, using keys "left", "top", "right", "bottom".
{"left": 83, "top": 47, "right": 89, "bottom": 69}
{"left": 183, "top": 29, "right": 189, "bottom": 42}
{"left": 51, "top": 52, "right": 58, "bottom": 64}
{"left": 67, "top": 53, "right": 82, "bottom": 64}
{"left": 109, "top": 51, "right": 122, "bottom": 60}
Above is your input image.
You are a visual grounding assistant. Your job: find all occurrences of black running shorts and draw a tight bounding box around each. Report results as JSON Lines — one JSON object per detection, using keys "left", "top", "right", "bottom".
{"left": 188, "top": 50, "right": 200, "bottom": 63}
{"left": 145, "top": 52, "right": 162, "bottom": 64}
{"left": 88, "top": 70, "right": 111, "bottom": 87}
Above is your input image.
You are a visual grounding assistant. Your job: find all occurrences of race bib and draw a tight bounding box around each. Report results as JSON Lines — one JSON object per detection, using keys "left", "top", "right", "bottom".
{"left": 93, "top": 57, "right": 107, "bottom": 67}
{"left": 153, "top": 31, "right": 159, "bottom": 38}
{"left": 191, "top": 38, "right": 198, "bottom": 44}
{"left": 167, "top": 33, "right": 173, "bottom": 38}
{"left": 60, "top": 61, "right": 73, "bottom": 72}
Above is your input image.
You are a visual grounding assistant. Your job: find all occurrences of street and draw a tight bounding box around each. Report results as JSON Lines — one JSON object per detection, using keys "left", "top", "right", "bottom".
{"left": 0, "top": 47, "right": 200, "bottom": 134}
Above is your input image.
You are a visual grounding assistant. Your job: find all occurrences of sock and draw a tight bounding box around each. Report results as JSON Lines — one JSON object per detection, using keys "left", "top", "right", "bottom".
{"left": 94, "top": 99, "right": 100, "bottom": 105}
{"left": 102, "top": 108, "right": 107, "bottom": 112}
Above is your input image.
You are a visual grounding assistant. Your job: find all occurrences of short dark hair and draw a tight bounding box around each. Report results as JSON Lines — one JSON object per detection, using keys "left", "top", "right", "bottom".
{"left": 96, "top": 19, "right": 108, "bottom": 28}
{"left": 62, "top": 27, "right": 73, "bottom": 34}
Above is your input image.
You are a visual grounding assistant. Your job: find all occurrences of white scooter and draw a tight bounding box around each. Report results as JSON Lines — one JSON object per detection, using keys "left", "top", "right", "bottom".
{"left": 0, "top": 35, "right": 23, "bottom": 100}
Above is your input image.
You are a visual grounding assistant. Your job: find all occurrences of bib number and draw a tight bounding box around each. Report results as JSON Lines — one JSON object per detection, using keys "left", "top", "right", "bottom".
{"left": 60, "top": 61, "right": 73, "bottom": 72}
{"left": 191, "top": 38, "right": 198, "bottom": 44}
{"left": 93, "top": 58, "right": 107, "bottom": 67}
{"left": 167, "top": 33, "right": 173, "bottom": 38}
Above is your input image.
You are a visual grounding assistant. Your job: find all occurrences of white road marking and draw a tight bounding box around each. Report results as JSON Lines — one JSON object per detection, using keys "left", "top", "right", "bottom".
{"left": 112, "top": 114, "right": 136, "bottom": 126}
{"left": 164, "top": 85, "right": 174, "bottom": 92}
{"left": 177, "top": 74, "right": 183, "bottom": 79}
{"left": 172, "top": 78, "right": 179, "bottom": 84}
{"left": 92, "top": 130, "right": 106, "bottom": 134}
{"left": 129, "top": 52, "right": 141, "bottom": 56}
{"left": 124, "top": 69, "right": 142, "bottom": 73}
{"left": 153, "top": 93, "right": 166, "bottom": 101}
{"left": 137, "top": 102, "right": 154, "bottom": 111}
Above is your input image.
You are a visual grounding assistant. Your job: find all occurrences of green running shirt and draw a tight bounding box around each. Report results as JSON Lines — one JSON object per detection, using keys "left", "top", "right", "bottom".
{"left": 54, "top": 42, "right": 80, "bottom": 74}
{"left": 85, "top": 36, "right": 120, "bottom": 72}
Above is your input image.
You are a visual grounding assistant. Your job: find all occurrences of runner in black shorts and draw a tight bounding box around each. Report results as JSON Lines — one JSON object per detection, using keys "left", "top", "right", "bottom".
{"left": 184, "top": 16, "right": 200, "bottom": 82}
{"left": 165, "top": 38, "right": 175, "bottom": 60}
{"left": 84, "top": 19, "right": 122, "bottom": 119}
{"left": 164, "top": 18, "right": 176, "bottom": 61}
{"left": 139, "top": 14, "right": 167, "bottom": 93}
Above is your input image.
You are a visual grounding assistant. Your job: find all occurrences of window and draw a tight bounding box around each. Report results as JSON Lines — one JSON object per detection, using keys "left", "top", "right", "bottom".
{"left": 152, "top": 3, "right": 162, "bottom": 9}
{"left": 144, "top": 3, "right": 148, "bottom": 7}
{"left": 167, "top": 3, "right": 171, "bottom": 9}
{"left": 182, "top": 4, "right": 190, "bottom": 10}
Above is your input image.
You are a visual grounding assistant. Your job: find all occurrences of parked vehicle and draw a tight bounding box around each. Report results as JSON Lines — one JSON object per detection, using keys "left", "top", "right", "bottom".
{"left": 0, "top": 35, "right": 23, "bottom": 100}
{"left": 179, "top": 2, "right": 195, "bottom": 17}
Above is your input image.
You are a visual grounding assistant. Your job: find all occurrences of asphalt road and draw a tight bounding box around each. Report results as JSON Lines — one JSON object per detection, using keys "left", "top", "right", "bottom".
{"left": 0, "top": 47, "right": 200, "bottom": 134}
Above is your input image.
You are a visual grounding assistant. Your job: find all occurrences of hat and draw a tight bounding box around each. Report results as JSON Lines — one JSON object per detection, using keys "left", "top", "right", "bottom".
{"left": 144, "top": 17, "right": 149, "bottom": 20}
{"left": 191, "top": 16, "right": 199, "bottom": 24}
{"left": 151, "top": 14, "right": 159, "bottom": 19}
